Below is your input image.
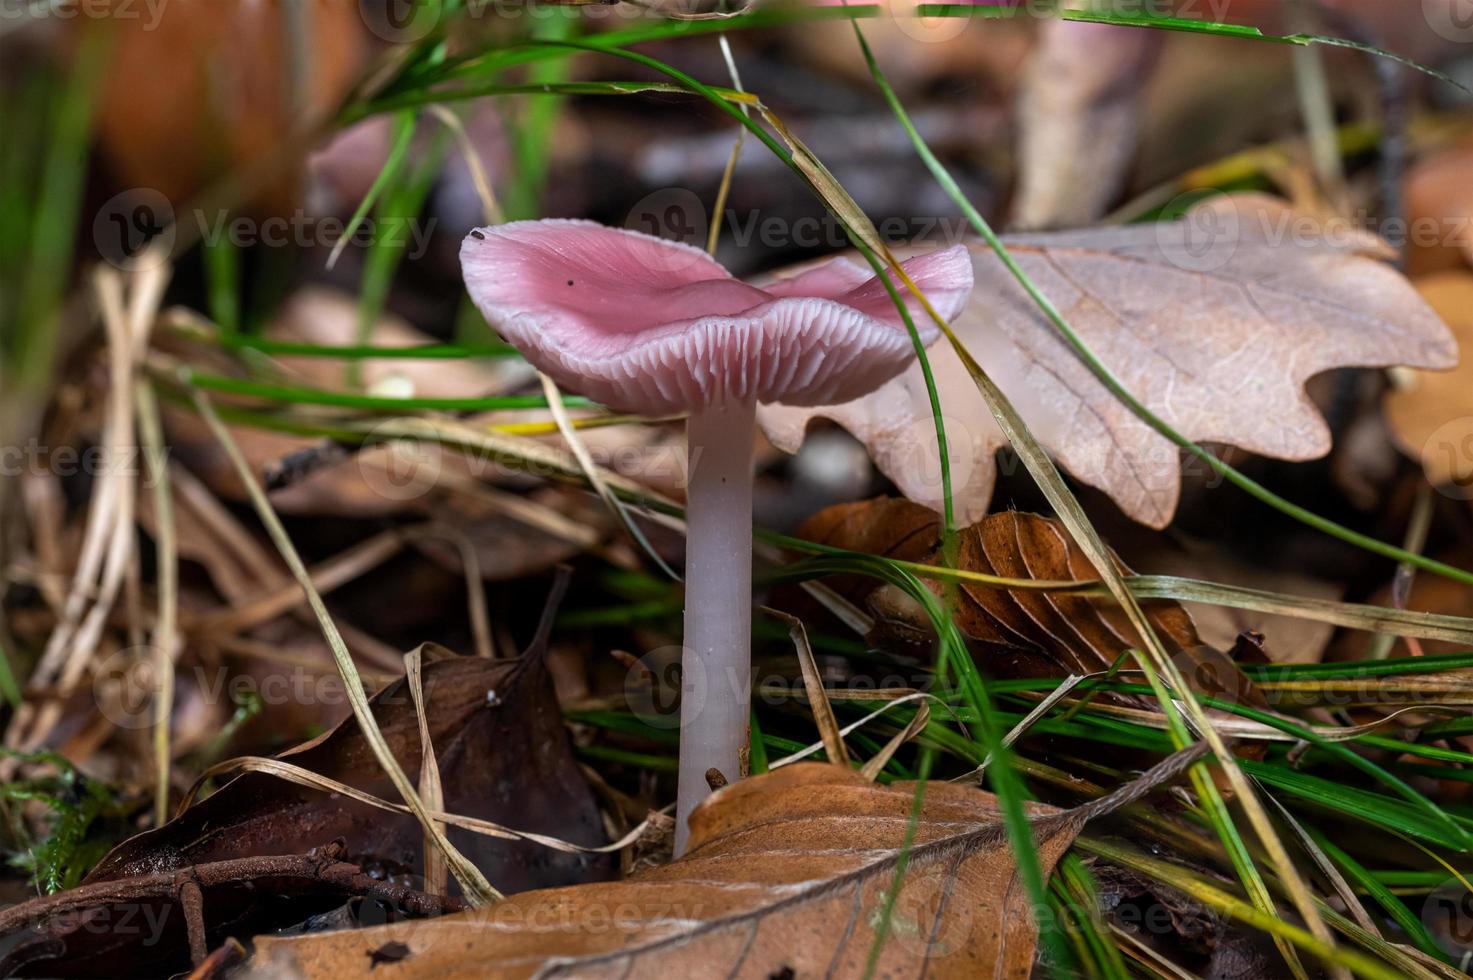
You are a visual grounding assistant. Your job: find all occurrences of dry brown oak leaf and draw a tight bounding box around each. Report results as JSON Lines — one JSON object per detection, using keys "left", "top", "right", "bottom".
{"left": 1384, "top": 272, "right": 1473, "bottom": 491}
{"left": 759, "top": 194, "right": 1457, "bottom": 529}
{"left": 797, "top": 499, "right": 1266, "bottom": 716}
{"left": 242, "top": 763, "right": 1088, "bottom": 980}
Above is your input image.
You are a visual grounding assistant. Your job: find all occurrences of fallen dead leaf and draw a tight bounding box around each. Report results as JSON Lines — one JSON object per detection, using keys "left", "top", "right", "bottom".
{"left": 760, "top": 194, "right": 1457, "bottom": 528}
{"left": 796, "top": 501, "right": 1276, "bottom": 797}
{"left": 83, "top": 643, "right": 614, "bottom": 899}
{"left": 239, "top": 762, "right": 1099, "bottom": 980}
{"left": 1384, "top": 272, "right": 1473, "bottom": 491}
{"left": 1330, "top": 567, "right": 1473, "bottom": 661}
{"left": 265, "top": 289, "right": 532, "bottom": 401}
{"left": 796, "top": 498, "right": 1263, "bottom": 710}
{"left": 410, "top": 489, "right": 605, "bottom": 584}
{"left": 89, "top": 0, "right": 365, "bottom": 212}
{"left": 794, "top": 4, "right": 1030, "bottom": 92}
{"left": 1404, "top": 137, "right": 1473, "bottom": 278}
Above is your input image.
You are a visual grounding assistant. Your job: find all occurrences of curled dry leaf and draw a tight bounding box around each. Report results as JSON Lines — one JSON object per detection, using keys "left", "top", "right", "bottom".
{"left": 1384, "top": 272, "right": 1473, "bottom": 491}
{"left": 797, "top": 498, "right": 1262, "bottom": 707}
{"left": 264, "top": 289, "right": 530, "bottom": 402}
{"left": 83, "top": 644, "right": 613, "bottom": 899}
{"left": 760, "top": 194, "right": 1457, "bottom": 528}
{"left": 241, "top": 763, "right": 1082, "bottom": 980}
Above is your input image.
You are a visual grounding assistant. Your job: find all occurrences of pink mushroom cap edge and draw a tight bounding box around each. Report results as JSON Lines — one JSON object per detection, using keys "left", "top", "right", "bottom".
{"left": 460, "top": 219, "right": 974, "bottom": 416}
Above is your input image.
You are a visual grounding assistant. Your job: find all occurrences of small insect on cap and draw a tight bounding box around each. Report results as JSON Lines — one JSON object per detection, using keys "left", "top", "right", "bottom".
{"left": 460, "top": 219, "right": 974, "bottom": 416}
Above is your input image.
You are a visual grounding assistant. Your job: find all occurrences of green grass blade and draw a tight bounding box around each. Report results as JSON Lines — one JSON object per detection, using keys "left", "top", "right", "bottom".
{"left": 850, "top": 20, "right": 1333, "bottom": 972}
{"left": 1242, "top": 763, "right": 1473, "bottom": 851}
{"left": 12, "top": 24, "right": 108, "bottom": 386}
{"left": 203, "top": 235, "right": 240, "bottom": 338}
{"left": 503, "top": 11, "right": 575, "bottom": 221}
{"left": 327, "top": 110, "right": 415, "bottom": 273}
{"left": 1307, "top": 828, "right": 1449, "bottom": 962}
{"left": 180, "top": 369, "right": 594, "bottom": 412}
{"left": 349, "top": 127, "right": 448, "bottom": 387}
{"left": 211, "top": 337, "right": 518, "bottom": 360}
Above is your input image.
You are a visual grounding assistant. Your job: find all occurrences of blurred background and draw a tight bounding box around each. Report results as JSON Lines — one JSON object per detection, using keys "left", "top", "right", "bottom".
{"left": 5, "top": 0, "right": 1473, "bottom": 790}
{"left": 3, "top": 3, "right": 1473, "bottom": 973}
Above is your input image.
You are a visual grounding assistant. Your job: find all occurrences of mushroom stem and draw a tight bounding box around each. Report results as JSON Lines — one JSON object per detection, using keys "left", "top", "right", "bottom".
{"left": 676, "top": 398, "right": 756, "bottom": 854}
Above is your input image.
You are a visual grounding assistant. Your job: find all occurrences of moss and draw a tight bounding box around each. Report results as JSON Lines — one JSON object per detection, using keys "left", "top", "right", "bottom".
{"left": 2, "top": 750, "right": 133, "bottom": 894}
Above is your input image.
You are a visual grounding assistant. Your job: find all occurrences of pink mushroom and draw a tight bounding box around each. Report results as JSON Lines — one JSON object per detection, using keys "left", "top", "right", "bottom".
{"left": 461, "top": 219, "right": 973, "bottom": 851}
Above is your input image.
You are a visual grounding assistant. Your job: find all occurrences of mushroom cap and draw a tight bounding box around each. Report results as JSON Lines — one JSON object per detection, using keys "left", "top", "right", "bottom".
{"left": 460, "top": 219, "right": 974, "bottom": 415}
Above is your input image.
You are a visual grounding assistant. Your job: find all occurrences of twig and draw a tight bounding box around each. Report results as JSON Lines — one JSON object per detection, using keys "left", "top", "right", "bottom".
{"left": 0, "top": 846, "right": 464, "bottom": 936}
{"left": 179, "top": 879, "right": 207, "bottom": 966}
